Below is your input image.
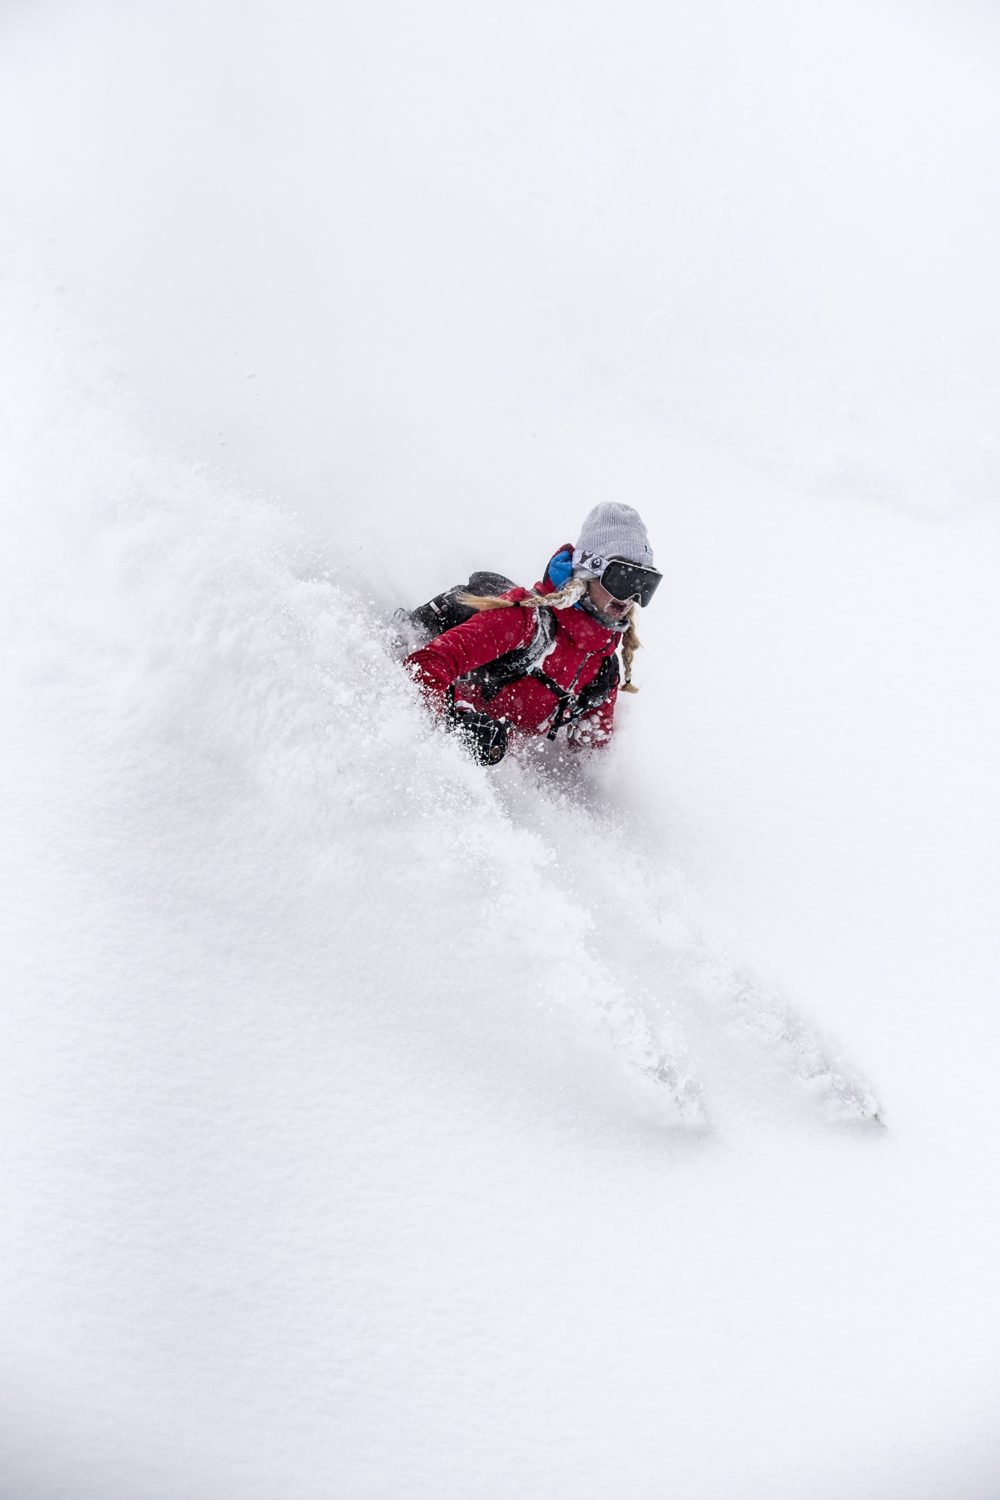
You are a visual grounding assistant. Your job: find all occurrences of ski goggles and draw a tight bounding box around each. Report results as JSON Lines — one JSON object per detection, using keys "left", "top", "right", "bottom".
{"left": 594, "top": 557, "right": 663, "bottom": 607}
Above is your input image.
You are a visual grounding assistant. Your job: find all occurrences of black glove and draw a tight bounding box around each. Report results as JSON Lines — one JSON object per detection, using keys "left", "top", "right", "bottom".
{"left": 448, "top": 707, "right": 508, "bottom": 766}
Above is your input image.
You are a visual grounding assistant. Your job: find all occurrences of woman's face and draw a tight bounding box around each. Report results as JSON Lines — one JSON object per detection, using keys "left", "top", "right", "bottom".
{"left": 587, "top": 576, "right": 634, "bottom": 624}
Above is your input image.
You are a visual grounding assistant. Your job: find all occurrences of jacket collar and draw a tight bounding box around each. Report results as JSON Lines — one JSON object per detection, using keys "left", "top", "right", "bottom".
{"left": 533, "top": 556, "right": 616, "bottom": 651}
{"left": 552, "top": 598, "right": 616, "bottom": 649}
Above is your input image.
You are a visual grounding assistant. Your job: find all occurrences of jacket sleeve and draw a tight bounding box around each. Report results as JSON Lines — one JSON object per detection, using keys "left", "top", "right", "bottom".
{"left": 405, "top": 606, "right": 537, "bottom": 703}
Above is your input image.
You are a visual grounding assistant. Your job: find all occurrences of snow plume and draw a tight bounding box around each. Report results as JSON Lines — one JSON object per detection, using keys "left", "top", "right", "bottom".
{"left": 0, "top": 297, "right": 695, "bottom": 1139}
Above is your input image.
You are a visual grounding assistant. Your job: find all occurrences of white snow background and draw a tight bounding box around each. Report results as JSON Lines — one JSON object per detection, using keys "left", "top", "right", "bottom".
{"left": 2, "top": 0, "right": 1000, "bottom": 1496}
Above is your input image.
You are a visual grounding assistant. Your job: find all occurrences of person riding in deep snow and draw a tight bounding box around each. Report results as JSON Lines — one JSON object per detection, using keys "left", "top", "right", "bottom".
{"left": 404, "top": 502, "right": 661, "bottom": 765}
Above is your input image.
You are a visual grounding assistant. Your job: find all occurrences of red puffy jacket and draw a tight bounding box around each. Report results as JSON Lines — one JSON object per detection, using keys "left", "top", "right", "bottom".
{"left": 405, "top": 548, "right": 621, "bottom": 748}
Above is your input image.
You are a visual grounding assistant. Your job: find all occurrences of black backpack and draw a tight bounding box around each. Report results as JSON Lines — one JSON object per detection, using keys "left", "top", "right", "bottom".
{"left": 404, "top": 571, "right": 620, "bottom": 740}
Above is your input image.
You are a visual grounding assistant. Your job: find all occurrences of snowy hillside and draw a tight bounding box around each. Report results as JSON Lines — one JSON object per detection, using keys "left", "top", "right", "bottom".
{"left": 3, "top": 1, "right": 1000, "bottom": 1496}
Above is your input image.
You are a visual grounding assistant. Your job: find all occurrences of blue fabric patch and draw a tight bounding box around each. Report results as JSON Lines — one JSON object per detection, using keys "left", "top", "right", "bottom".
{"left": 547, "top": 547, "right": 573, "bottom": 589}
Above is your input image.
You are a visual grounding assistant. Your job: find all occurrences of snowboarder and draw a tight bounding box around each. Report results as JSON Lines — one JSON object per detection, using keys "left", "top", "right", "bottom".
{"left": 402, "top": 502, "right": 661, "bottom": 764}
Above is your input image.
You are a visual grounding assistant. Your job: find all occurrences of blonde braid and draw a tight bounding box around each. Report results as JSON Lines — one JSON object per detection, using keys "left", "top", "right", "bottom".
{"left": 456, "top": 575, "right": 589, "bottom": 613}
{"left": 621, "top": 613, "right": 641, "bottom": 692}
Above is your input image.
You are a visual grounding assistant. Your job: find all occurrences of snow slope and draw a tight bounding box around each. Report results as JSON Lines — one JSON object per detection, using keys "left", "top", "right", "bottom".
{"left": 3, "top": 1, "right": 1000, "bottom": 1495}
{"left": 3, "top": 292, "right": 999, "bottom": 1500}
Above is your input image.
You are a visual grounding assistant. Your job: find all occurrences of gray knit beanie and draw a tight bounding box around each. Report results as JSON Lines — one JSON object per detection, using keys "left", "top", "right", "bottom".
{"left": 572, "top": 502, "right": 655, "bottom": 573}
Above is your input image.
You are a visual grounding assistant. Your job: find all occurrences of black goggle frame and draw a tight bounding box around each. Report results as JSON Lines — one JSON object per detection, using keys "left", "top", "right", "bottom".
{"left": 598, "top": 557, "right": 662, "bottom": 607}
